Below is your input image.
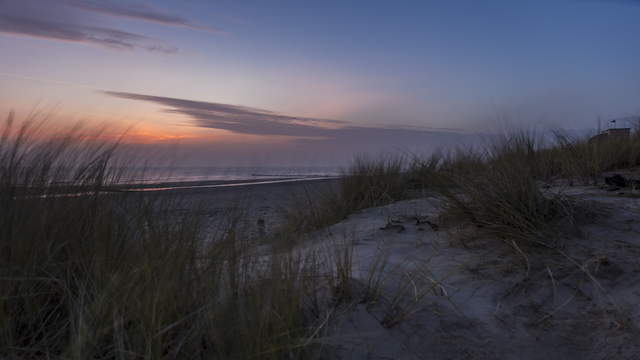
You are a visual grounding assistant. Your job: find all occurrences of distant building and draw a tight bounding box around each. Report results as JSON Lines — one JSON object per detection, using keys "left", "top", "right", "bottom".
{"left": 588, "top": 127, "right": 630, "bottom": 144}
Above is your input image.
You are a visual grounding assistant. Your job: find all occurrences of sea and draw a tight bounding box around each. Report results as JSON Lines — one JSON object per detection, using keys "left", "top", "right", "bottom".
{"left": 120, "top": 165, "right": 342, "bottom": 191}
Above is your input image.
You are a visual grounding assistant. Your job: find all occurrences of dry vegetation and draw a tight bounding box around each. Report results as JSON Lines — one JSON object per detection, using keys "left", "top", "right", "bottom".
{"left": 281, "top": 156, "right": 410, "bottom": 233}
{"left": 3, "top": 110, "right": 640, "bottom": 359}
{"left": 290, "top": 127, "right": 640, "bottom": 250}
{"left": 0, "top": 116, "right": 353, "bottom": 359}
{"left": 438, "top": 129, "right": 640, "bottom": 248}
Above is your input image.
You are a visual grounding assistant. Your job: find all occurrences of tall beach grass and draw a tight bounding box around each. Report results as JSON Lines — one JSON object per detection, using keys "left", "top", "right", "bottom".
{"left": 4, "top": 110, "right": 640, "bottom": 358}
{"left": 0, "top": 115, "right": 351, "bottom": 359}
{"left": 283, "top": 127, "right": 640, "bottom": 250}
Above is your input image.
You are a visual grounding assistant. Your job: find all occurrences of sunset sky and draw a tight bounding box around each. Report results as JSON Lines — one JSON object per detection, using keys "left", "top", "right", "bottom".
{"left": 1, "top": 0, "right": 639, "bottom": 165}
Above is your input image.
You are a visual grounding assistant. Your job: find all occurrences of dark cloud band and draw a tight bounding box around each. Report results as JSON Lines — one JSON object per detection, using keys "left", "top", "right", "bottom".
{"left": 0, "top": 12, "right": 176, "bottom": 53}
{"left": 0, "top": 0, "right": 220, "bottom": 53}
{"left": 62, "top": 0, "right": 222, "bottom": 32}
{"left": 103, "top": 91, "right": 461, "bottom": 142}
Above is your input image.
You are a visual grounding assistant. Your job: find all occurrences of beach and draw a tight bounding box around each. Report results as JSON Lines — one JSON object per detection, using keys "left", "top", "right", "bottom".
{"left": 134, "top": 177, "right": 341, "bottom": 235}
{"left": 4, "top": 1, "right": 638, "bottom": 357}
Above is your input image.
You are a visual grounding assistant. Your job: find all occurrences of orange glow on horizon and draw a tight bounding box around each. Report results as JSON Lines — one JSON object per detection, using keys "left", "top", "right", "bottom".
{"left": 113, "top": 124, "right": 316, "bottom": 145}
{"left": 120, "top": 128, "right": 199, "bottom": 144}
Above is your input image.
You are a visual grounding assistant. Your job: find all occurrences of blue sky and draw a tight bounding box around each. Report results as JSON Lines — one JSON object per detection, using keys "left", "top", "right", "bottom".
{"left": 0, "top": 0, "right": 639, "bottom": 165}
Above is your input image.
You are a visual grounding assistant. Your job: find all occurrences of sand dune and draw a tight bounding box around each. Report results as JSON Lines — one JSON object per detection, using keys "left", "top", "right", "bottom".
{"left": 303, "top": 186, "right": 640, "bottom": 359}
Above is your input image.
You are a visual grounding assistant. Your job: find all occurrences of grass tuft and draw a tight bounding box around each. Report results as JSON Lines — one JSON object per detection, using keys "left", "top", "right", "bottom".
{"left": 0, "top": 114, "right": 348, "bottom": 359}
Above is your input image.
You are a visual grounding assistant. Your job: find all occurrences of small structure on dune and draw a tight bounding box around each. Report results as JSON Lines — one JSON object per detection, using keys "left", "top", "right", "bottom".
{"left": 588, "top": 119, "right": 631, "bottom": 144}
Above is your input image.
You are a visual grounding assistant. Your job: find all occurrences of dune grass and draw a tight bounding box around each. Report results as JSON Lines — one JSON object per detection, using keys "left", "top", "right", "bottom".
{"left": 411, "top": 128, "right": 640, "bottom": 257}
{"left": 0, "top": 117, "right": 353, "bottom": 359}
{"left": 435, "top": 132, "right": 582, "bottom": 248}
{"left": 281, "top": 155, "right": 412, "bottom": 234}
{"left": 541, "top": 130, "right": 640, "bottom": 184}
{"left": 284, "top": 128, "right": 637, "bottom": 249}
{"left": 4, "top": 109, "right": 640, "bottom": 358}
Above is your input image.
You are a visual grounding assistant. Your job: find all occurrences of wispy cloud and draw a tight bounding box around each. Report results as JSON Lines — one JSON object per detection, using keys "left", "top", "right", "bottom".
{"left": 62, "top": 0, "right": 222, "bottom": 32}
{"left": 0, "top": 0, "right": 220, "bottom": 53}
{"left": 104, "top": 91, "right": 461, "bottom": 142}
{"left": 0, "top": 14, "right": 177, "bottom": 53}
{"left": 105, "top": 91, "right": 347, "bottom": 137}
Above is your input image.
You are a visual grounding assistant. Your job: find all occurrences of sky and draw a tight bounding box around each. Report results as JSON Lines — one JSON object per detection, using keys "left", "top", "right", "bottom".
{"left": 1, "top": 0, "right": 639, "bottom": 166}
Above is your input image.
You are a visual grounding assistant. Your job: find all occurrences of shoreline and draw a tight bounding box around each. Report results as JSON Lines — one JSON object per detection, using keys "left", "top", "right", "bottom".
{"left": 119, "top": 176, "right": 340, "bottom": 192}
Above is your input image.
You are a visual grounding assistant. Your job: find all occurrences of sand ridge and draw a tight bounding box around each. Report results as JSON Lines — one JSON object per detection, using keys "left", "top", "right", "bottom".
{"left": 306, "top": 187, "right": 640, "bottom": 359}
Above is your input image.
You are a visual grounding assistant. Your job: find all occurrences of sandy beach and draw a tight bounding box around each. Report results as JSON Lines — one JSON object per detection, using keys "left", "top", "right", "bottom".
{"left": 301, "top": 184, "right": 640, "bottom": 359}
{"left": 137, "top": 177, "right": 341, "bottom": 234}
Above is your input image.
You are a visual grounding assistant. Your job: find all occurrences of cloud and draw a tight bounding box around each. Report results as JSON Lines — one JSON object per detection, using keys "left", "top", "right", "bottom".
{"left": 0, "top": 14, "right": 177, "bottom": 53}
{"left": 105, "top": 91, "right": 349, "bottom": 137}
{"left": 103, "top": 91, "right": 475, "bottom": 166}
{"left": 0, "top": 0, "right": 208, "bottom": 53}
{"left": 103, "top": 91, "right": 464, "bottom": 145}
{"left": 62, "top": 0, "right": 222, "bottom": 32}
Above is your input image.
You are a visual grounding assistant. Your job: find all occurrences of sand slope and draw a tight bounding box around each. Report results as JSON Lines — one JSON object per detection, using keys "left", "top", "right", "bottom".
{"left": 312, "top": 187, "right": 640, "bottom": 359}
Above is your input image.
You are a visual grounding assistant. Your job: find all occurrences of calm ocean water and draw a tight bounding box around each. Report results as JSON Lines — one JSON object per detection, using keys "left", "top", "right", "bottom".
{"left": 128, "top": 166, "right": 341, "bottom": 184}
